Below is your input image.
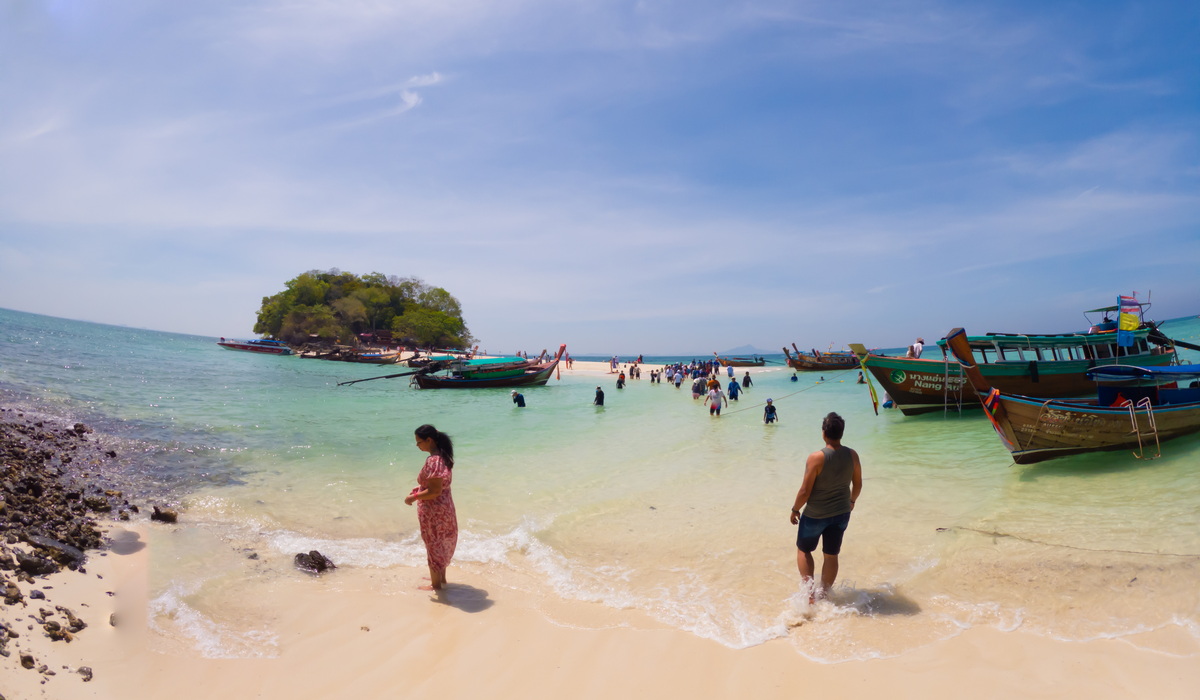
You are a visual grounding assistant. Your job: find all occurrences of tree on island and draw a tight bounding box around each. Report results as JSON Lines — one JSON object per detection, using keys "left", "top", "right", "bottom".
{"left": 253, "top": 269, "right": 474, "bottom": 349}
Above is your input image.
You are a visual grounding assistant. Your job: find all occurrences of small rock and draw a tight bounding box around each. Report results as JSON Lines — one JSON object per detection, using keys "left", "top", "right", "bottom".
{"left": 20, "top": 653, "right": 35, "bottom": 669}
{"left": 151, "top": 506, "right": 178, "bottom": 524}
{"left": 15, "top": 551, "right": 57, "bottom": 577}
{"left": 293, "top": 550, "right": 336, "bottom": 574}
{"left": 78, "top": 666, "right": 93, "bottom": 682}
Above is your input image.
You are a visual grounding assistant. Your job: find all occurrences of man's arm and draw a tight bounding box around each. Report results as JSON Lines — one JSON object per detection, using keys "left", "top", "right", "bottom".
{"left": 789, "top": 450, "right": 824, "bottom": 524}
{"left": 850, "top": 449, "right": 863, "bottom": 510}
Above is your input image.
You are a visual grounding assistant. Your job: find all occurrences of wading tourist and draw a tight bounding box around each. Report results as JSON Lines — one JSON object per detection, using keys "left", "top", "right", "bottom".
{"left": 789, "top": 412, "right": 862, "bottom": 602}
{"left": 404, "top": 424, "right": 458, "bottom": 591}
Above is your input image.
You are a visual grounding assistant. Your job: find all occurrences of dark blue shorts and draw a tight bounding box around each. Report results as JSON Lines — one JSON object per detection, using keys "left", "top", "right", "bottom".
{"left": 796, "top": 511, "right": 851, "bottom": 555}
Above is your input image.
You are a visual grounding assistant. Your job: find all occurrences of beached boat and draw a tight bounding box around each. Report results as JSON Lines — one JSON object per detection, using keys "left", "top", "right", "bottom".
{"left": 340, "top": 349, "right": 401, "bottom": 364}
{"left": 411, "top": 345, "right": 567, "bottom": 389}
{"left": 849, "top": 327, "right": 1176, "bottom": 416}
{"left": 943, "top": 327, "right": 1200, "bottom": 463}
{"left": 782, "top": 344, "right": 860, "bottom": 371}
{"left": 714, "top": 353, "right": 766, "bottom": 367}
{"left": 217, "top": 338, "right": 293, "bottom": 355}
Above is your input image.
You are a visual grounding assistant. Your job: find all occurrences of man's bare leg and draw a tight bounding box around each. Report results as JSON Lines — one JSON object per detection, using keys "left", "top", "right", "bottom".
{"left": 797, "top": 549, "right": 816, "bottom": 602}
{"left": 819, "top": 553, "right": 839, "bottom": 597}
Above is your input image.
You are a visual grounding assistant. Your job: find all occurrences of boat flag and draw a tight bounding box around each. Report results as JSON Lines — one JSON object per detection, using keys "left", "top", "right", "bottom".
{"left": 1117, "top": 294, "right": 1139, "bottom": 347}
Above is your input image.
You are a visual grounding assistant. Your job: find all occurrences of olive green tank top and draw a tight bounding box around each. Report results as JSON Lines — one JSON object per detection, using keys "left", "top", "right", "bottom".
{"left": 803, "top": 446, "right": 853, "bottom": 519}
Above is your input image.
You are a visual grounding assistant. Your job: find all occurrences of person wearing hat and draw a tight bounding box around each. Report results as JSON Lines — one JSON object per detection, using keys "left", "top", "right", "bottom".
{"left": 511, "top": 390, "right": 525, "bottom": 408}
{"left": 912, "top": 337, "right": 925, "bottom": 359}
{"left": 763, "top": 398, "right": 778, "bottom": 424}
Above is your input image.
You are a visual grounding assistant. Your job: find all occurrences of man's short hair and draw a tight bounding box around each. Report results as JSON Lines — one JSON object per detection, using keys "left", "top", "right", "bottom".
{"left": 822, "top": 412, "right": 845, "bottom": 440}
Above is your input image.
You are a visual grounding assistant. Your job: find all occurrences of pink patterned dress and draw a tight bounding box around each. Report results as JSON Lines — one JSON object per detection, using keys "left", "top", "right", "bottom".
{"left": 416, "top": 454, "right": 457, "bottom": 574}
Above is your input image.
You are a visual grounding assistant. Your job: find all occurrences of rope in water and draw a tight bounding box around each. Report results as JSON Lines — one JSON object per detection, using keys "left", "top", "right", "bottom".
{"left": 720, "top": 367, "right": 859, "bottom": 417}
{"left": 938, "top": 526, "right": 1200, "bottom": 558}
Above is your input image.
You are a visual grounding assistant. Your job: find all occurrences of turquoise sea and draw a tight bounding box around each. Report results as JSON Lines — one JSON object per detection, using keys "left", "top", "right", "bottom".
{"left": 2, "top": 307, "right": 1199, "bottom": 662}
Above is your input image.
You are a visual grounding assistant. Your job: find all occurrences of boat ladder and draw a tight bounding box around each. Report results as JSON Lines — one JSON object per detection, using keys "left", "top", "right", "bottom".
{"left": 1124, "top": 397, "right": 1161, "bottom": 460}
{"left": 941, "top": 348, "right": 966, "bottom": 415}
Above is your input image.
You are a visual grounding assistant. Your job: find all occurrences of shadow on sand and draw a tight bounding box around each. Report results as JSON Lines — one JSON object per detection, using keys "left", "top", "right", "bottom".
{"left": 108, "top": 529, "right": 147, "bottom": 556}
{"left": 834, "top": 586, "right": 922, "bottom": 617}
{"left": 431, "top": 583, "right": 494, "bottom": 613}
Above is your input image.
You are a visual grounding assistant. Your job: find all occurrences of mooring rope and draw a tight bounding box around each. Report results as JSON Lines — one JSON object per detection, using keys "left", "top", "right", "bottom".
{"left": 721, "top": 367, "right": 858, "bottom": 417}
{"left": 937, "top": 526, "right": 1200, "bottom": 558}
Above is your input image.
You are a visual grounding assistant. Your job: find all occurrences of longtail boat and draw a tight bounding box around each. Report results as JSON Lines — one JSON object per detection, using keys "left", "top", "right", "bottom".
{"left": 714, "top": 353, "right": 766, "bottom": 367}
{"left": 782, "top": 344, "right": 860, "bottom": 371}
{"left": 943, "top": 328, "right": 1200, "bottom": 463}
{"left": 339, "top": 349, "right": 401, "bottom": 364}
{"left": 850, "top": 326, "right": 1176, "bottom": 416}
{"left": 217, "top": 338, "right": 293, "bottom": 355}
{"left": 411, "top": 345, "right": 567, "bottom": 389}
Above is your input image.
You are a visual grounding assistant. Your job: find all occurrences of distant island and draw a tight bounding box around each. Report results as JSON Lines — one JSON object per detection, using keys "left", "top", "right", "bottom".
{"left": 253, "top": 269, "right": 473, "bottom": 348}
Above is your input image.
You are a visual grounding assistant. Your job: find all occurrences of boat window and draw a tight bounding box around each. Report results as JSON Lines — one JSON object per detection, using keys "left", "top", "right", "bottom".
{"left": 1094, "top": 344, "right": 1113, "bottom": 359}
{"left": 978, "top": 348, "right": 991, "bottom": 364}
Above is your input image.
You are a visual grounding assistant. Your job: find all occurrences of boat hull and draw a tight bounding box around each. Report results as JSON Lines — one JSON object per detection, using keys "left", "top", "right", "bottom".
{"left": 860, "top": 344, "right": 1176, "bottom": 416}
{"left": 987, "top": 394, "right": 1200, "bottom": 464}
{"left": 786, "top": 354, "right": 859, "bottom": 371}
{"left": 411, "top": 344, "right": 566, "bottom": 389}
{"left": 782, "top": 345, "right": 860, "bottom": 371}
{"left": 218, "top": 341, "right": 292, "bottom": 355}
{"left": 719, "top": 358, "right": 766, "bottom": 367}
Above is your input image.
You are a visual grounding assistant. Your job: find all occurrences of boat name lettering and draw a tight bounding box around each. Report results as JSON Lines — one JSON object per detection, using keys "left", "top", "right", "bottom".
{"left": 910, "top": 375, "right": 967, "bottom": 391}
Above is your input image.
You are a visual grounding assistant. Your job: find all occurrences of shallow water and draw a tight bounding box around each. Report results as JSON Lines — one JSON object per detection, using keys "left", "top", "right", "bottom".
{"left": 2, "top": 307, "right": 1199, "bottom": 661}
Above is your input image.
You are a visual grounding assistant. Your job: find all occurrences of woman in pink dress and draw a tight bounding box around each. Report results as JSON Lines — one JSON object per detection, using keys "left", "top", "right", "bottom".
{"left": 403, "top": 424, "right": 458, "bottom": 590}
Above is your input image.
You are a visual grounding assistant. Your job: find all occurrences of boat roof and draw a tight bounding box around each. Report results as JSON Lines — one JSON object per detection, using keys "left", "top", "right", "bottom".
{"left": 1087, "top": 364, "right": 1200, "bottom": 382}
{"left": 459, "top": 356, "right": 527, "bottom": 367}
{"left": 933, "top": 327, "right": 1149, "bottom": 350}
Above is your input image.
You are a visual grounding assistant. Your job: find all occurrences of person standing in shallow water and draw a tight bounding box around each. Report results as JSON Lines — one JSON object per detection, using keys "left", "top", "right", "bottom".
{"left": 789, "top": 412, "right": 862, "bottom": 601}
{"left": 404, "top": 424, "right": 458, "bottom": 591}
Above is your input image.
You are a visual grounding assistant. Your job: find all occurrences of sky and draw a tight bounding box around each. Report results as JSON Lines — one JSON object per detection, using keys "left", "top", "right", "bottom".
{"left": 1, "top": 0, "right": 1198, "bottom": 355}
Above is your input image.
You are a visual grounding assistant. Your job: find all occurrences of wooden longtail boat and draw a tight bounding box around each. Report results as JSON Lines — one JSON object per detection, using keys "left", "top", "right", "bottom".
{"left": 714, "top": 353, "right": 766, "bottom": 367}
{"left": 849, "top": 327, "right": 1176, "bottom": 416}
{"left": 411, "top": 345, "right": 567, "bottom": 389}
{"left": 943, "top": 328, "right": 1200, "bottom": 463}
{"left": 782, "top": 344, "right": 860, "bottom": 371}
{"left": 217, "top": 338, "right": 293, "bottom": 355}
{"left": 341, "top": 350, "right": 401, "bottom": 364}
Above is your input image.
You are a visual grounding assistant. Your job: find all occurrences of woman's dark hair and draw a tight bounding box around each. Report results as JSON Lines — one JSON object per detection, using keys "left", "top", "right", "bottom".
{"left": 415, "top": 424, "right": 455, "bottom": 468}
{"left": 821, "top": 412, "right": 845, "bottom": 441}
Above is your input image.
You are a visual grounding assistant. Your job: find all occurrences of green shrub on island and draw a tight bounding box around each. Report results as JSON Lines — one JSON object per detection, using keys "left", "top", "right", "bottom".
{"left": 253, "top": 269, "right": 474, "bottom": 348}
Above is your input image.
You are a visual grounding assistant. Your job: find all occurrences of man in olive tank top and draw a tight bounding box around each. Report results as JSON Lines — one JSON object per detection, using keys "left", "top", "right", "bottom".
{"left": 789, "top": 412, "right": 863, "bottom": 600}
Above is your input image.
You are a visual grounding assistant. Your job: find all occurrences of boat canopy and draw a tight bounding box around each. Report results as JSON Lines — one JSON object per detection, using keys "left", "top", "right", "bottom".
{"left": 1087, "top": 364, "right": 1200, "bottom": 383}
{"left": 934, "top": 327, "right": 1150, "bottom": 350}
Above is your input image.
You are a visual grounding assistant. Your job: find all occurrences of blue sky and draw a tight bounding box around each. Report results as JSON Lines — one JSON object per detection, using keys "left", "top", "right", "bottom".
{"left": 2, "top": 0, "right": 1198, "bottom": 355}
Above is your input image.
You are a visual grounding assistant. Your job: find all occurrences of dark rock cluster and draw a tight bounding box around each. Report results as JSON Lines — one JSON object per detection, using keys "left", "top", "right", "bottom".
{"left": 0, "top": 410, "right": 171, "bottom": 687}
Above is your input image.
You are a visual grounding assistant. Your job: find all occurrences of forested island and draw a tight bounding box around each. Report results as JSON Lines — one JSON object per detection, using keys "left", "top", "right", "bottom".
{"left": 253, "top": 269, "right": 473, "bottom": 348}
